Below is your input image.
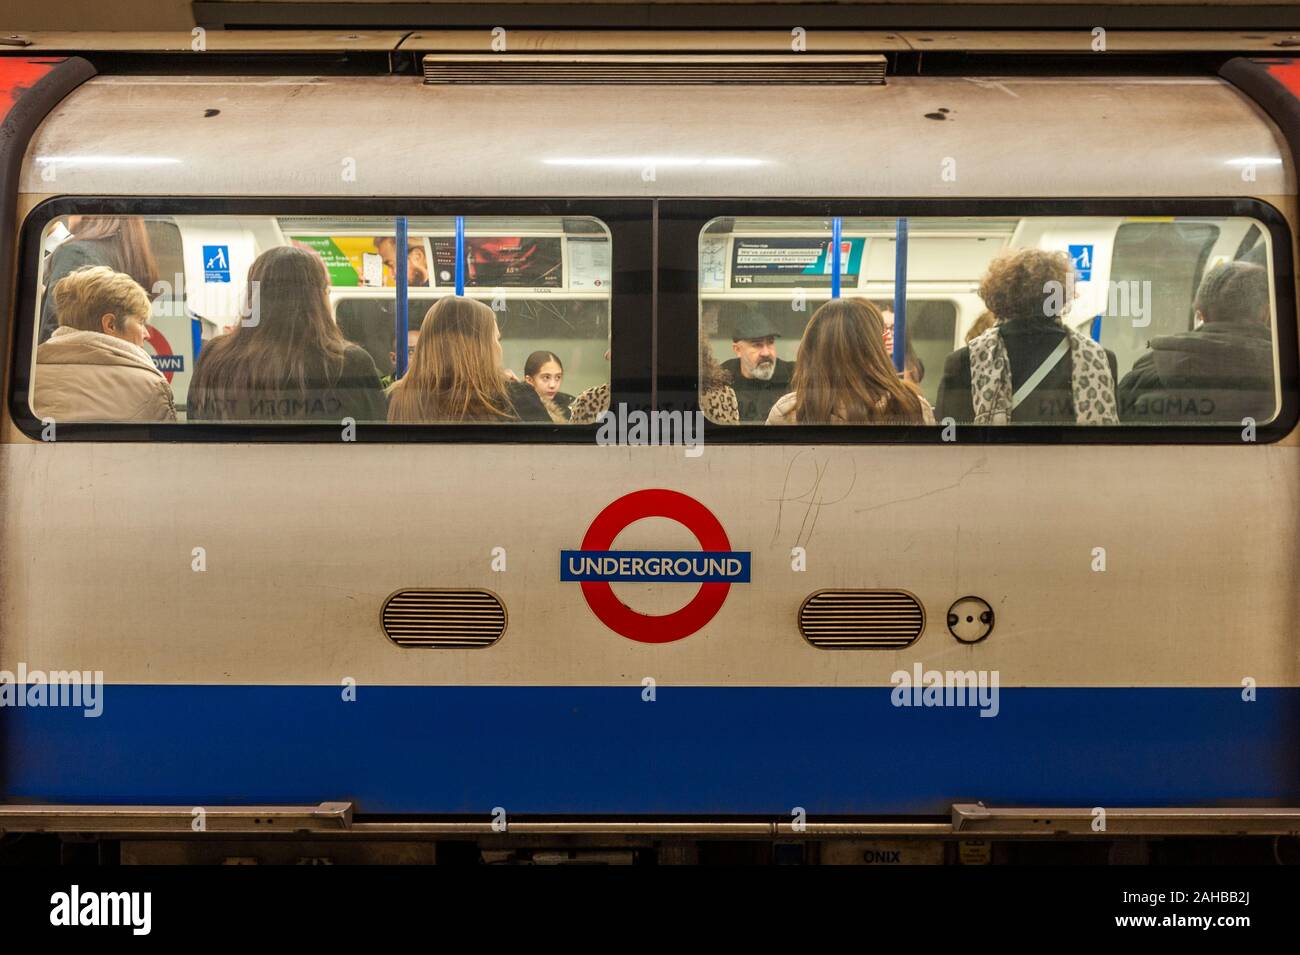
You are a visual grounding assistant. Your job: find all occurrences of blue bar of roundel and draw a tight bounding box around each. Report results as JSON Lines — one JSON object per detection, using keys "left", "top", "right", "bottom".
{"left": 560, "top": 550, "right": 751, "bottom": 582}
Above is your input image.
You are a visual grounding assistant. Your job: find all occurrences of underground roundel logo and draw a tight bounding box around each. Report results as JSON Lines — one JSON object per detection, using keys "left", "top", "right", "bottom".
{"left": 561, "top": 489, "right": 751, "bottom": 644}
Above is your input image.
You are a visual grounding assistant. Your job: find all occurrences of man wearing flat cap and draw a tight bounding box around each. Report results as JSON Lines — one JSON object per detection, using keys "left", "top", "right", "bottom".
{"left": 719, "top": 306, "right": 796, "bottom": 422}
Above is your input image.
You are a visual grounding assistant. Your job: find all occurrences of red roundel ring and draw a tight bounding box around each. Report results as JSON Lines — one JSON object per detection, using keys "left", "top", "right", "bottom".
{"left": 579, "top": 489, "right": 732, "bottom": 644}
{"left": 145, "top": 326, "right": 174, "bottom": 382}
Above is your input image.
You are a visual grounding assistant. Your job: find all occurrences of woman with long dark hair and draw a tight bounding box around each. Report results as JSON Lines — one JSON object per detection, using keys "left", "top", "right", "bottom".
{"left": 767, "top": 298, "right": 932, "bottom": 425}
{"left": 387, "top": 296, "right": 549, "bottom": 423}
{"left": 39, "top": 216, "right": 161, "bottom": 343}
{"left": 188, "top": 246, "right": 385, "bottom": 422}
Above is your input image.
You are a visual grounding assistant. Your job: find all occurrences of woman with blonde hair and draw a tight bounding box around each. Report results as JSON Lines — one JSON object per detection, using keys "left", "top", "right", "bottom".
{"left": 34, "top": 265, "right": 176, "bottom": 422}
{"left": 388, "top": 296, "right": 549, "bottom": 423}
{"left": 767, "top": 298, "right": 933, "bottom": 425}
{"left": 39, "top": 215, "right": 160, "bottom": 344}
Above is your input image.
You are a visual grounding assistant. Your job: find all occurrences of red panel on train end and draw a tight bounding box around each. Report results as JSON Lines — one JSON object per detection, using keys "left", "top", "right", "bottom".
{"left": 0, "top": 57, "right": 65, "bottom": 118}
{"left": 1265, "top": 61, "right": 1300, "bottom": 99}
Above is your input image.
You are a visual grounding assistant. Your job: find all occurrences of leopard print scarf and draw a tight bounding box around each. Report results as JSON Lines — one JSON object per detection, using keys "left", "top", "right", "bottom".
{"left": 968, "top": 323, "right": 1118, "bottom": 425}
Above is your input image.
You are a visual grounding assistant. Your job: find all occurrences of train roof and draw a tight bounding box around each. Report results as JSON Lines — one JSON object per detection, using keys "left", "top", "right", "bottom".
{"left": 19, "top": 71, "right": 1294, "bottom": 198}
{"left": 5, "top": 29, "right": 1300, "bottom": 54}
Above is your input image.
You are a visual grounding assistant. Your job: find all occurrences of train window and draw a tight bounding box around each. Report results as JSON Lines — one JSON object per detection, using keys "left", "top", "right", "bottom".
{"left": 699, "top": 215, "right": 1282, "bottom": 428}
{"left": 27, "top": 214, "right": 612, "bottom": 426}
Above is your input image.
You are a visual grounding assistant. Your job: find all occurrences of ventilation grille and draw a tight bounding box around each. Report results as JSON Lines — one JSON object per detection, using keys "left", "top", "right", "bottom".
{"left": 422, "top": 54, "right": 887, "bottom": 85}
{"left": 798, "top": 590, "right": 925, "bottom": 650}
{"left": 381, "top": 589, "right": 507, "bottom": 649}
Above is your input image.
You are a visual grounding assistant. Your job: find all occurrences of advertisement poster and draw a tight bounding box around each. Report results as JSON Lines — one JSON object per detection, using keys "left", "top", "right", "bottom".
{"left": 730, "top": 237, "right": 866, "bottom": 288}
{"left": 289, "top": 235, "right": 432, "bottom": 288}
{"left": 432, "top": 236, "right": 564, "bottom": 289}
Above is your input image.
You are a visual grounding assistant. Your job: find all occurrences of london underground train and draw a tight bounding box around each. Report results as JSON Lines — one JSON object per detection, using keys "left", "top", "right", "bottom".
{"left": 1, "top": 27, "right": 1299, "bottom": 865}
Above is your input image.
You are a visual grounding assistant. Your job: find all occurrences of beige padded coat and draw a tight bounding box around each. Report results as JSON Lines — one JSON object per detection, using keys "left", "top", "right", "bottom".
{"left": 34, "top": 327, "right": 177, "bottom": 423}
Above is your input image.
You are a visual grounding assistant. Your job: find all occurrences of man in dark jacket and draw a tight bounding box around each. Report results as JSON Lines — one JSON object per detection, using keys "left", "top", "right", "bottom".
{"left": 719, "top": 308, "right": 796, "bottom": 422}
{"left": 1118, "top": 261, "right": 1274, "bottom": 424}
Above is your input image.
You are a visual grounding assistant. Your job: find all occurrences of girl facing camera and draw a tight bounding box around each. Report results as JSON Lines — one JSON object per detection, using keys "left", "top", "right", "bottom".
{"left": 523, "top": 350, "right": 575, "bottom": 420}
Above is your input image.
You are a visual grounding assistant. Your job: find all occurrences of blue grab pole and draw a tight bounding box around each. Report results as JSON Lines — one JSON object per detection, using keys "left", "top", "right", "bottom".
{"left": 455, "top": 215, "right": 466, "bottom": 296}
{"left": 395, "top": 216, "right": 409, "bottom": 379}
{"left": 830, "top": 216, "right": 843, "bottom": 299}
{"left": 892, "top": 217, "right": 909, "bottom": 372}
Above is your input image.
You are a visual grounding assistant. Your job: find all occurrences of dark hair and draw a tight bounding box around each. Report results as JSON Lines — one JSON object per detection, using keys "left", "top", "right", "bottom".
{"left": 1194, "top": 261, "right": 1270, "bottom": 325}
{"left": 68, "top": 216, "right": 160, "bottom": 297}
{"left": 905, "top": 335, "right": 924, "bottom": 384}
{"left": 524, "top": 350, "right": 563, "bottom": 378}
{"left": 979, "top": 248, "right": 1072, "bottom": 324}
{"left": 189, "top": 246, "right": 349, "bottom": 419}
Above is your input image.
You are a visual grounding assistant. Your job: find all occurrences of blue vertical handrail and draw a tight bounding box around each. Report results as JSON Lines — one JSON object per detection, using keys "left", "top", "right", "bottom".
{"left": 455, "top": 214, "right": 466, "bottom": 296}
{"left": 395, "top": 215, "right": 410, "bottom": 379}
{"left": 830, "top": 216, "right": 843, "bottom": 299}
{"left": 892, "top": 217, "right": 909, "bottom": 373}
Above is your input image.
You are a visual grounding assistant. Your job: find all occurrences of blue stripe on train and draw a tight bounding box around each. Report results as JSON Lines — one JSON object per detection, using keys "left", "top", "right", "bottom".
{"left": 2, "top": 686, "right": 1298, "bottom": 814}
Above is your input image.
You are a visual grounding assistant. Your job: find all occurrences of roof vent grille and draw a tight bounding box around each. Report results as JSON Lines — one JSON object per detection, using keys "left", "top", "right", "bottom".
{"left": 422, "top": 53, "right": 886, "bottom": 85}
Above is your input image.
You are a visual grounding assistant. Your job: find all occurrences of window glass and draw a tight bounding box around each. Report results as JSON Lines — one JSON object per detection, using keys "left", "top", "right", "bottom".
{"left": 30, "top": 214, "right": 611, "bottom": 425}
{"left": 700, "top": 215, "right": 1279, "bottom": 427}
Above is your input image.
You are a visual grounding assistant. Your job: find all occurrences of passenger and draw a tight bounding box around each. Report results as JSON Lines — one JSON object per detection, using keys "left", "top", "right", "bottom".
{"left": 719, "top": 306, "right": 795, "bottom": 422}
{"left": 381, "top": 327, "right": 420, "bottom": 390}
{"left": 936, "top": 249, "right": 1119, "bottom": 424}
{"left": 188, "top": 246, "right": 386, "bottom": 422}
{"left": 33, "top": 266, "right": 176, "bottom": 422}
{"left": 766, "top": 298, "right": 934, "bottom": 425}
{"left": 1117, "top": 261, "right": 1274, "bottom": 423}
{"left": 879, "top": 306, "right": 925, "bottom": 385}
{"left": 387, "top": 296, "right": 549, "bottom": 423}
{"left": 700, "top": 334, "right": 740, "bottom": 423}
{"left": 39, "top": 216, "right": 159, "bottom": 344}
{"left": 905, "top": 343, "right": 924, "bottom": 387}
{"left": 569, "top": 335, "right": 738, "bottom": 425}
{"left": 964, "top": 310, "right": 998, "bottom": 344}
{"left": 523, "top": 350, "right": 576, "bottom": 421}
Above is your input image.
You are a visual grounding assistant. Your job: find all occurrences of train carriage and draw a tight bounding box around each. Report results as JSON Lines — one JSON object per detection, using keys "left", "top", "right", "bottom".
{"left": 1, "top": 26, "right": 1299, "bottom": 863}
